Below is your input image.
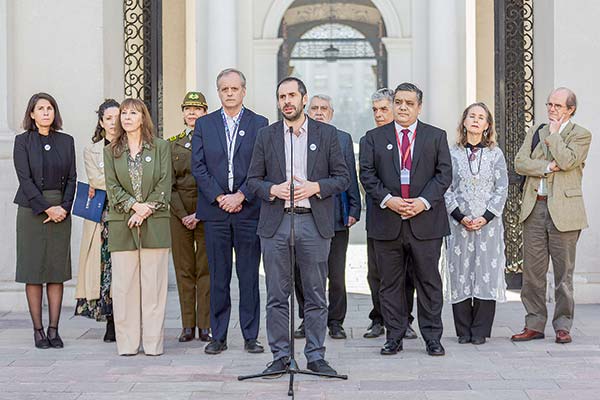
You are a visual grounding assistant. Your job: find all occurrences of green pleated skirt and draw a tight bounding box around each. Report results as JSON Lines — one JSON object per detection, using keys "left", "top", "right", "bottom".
{"left": 16, "top": 190, "right": 72, "bottom": 284}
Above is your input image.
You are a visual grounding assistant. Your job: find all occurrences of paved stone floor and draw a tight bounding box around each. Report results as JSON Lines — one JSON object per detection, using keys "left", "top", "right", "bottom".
{"left": 2, "top": 245, "right": 600, "bottom": 399}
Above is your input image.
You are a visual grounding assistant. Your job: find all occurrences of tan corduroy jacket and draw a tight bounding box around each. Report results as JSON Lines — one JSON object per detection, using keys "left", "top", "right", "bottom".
{"left": 75, "top": 140, "right": 107, "bottom": 300}
{"left": 515, "top": 121, "right": 592, "bottom": 232}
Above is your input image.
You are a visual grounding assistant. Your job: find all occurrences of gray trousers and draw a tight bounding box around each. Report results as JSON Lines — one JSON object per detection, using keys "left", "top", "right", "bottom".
{"left": 261, "top": 214, "right": 330, "bottom": 363}
{"left": 522, "top": 200, "right": 580, "bottom": 332}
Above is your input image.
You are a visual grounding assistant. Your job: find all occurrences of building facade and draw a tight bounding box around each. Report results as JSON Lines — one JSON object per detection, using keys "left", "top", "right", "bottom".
{"left": 0, "top": 0, "right": 599, "bottom": 309}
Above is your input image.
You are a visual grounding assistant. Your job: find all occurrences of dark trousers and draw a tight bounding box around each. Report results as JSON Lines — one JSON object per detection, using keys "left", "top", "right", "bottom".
{"left": 452, "top": 298, "right": 496, "bottom": 338}
{"left": 367, "top": 237, "right": 416, "bottom": 325}
{"left": 203, "top": 217, "right": 261, "bottom": 343}
{"left": 373, "top": 220, "right": 443, "bottom": 341}
{"left": 296, "top": 229, "right": 349, "bottom": 326}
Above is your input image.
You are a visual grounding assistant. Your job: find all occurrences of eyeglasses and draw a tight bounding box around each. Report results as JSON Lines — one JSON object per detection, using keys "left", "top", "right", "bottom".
{"left": 545, "top": 102, "right": 566, "bottom": 111}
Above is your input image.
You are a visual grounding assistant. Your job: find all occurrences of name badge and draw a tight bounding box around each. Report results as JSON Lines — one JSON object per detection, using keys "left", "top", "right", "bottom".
{"left": 400, "top": 168, "right": 410, "bottom": 185}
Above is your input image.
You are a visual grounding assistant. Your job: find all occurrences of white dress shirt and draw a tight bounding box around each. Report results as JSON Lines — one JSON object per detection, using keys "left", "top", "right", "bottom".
{"left": 380, "top": 120, "right": 431, "bottom": 214}
{"left": 284, "top": 116, "right": 310, "bottom": 208}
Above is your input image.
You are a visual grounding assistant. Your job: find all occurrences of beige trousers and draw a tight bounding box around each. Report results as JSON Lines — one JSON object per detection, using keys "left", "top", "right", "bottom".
{"left": 522, "top": 200, "right": 580, "bottom": 333}
{"left": 111, "top": 247, "right": 169, "bottom": 355}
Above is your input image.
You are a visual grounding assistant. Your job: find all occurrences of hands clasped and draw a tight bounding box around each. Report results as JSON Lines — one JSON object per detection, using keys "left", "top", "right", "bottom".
{"left": 386, "top": 196, "right": 426, "bottom": 219}
{"left": 270, "top": 176, "right": 320, "bottom": 202}
{"left": 128, "top": 202, "right": 154, "bottom": 229}
{"left": 43, "top": 206, "right": 68, "bottom": 224}
{"left": 217, "top": 191, "right": 245, "bottom": 214}
{"left": 460, "top": 216, "right": 488, "bottom": 231}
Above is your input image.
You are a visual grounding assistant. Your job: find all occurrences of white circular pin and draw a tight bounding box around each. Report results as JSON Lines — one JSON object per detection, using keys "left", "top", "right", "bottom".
{"left": 239, "top": 130, "right": 245, "bottom": 137}
{"left": 44, "top": 144, "right": 51, "bottom": 151}
{"left": 310, "top": 143, "right": 317, "bottom": 151}
{"left": 99, "top": 162, "right": 104, "bottom": 168}
{"left": 145, "top": 156, "right": 152, "bottom": 162}
{"left": 184, "top": 142, "right": 191, "bottom": 148}
{"left": 386, "top": 144, "right": 393, "bottom": 150}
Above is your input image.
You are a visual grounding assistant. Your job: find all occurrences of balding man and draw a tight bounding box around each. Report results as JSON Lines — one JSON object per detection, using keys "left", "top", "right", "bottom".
{"left": 293, "top": 94, "right": 361, "bottom": 340}
{"left": 511, "top": 87, "right": 591, "bottom": 344}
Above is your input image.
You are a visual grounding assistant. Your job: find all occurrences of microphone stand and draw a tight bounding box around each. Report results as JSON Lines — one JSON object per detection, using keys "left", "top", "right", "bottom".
{"left": 238, "top": 123, "right": 348, "bottom": 397}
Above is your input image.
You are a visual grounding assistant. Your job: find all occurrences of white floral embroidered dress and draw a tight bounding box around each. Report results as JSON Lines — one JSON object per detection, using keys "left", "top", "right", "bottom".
{"left": 443, "top": 144, "right": 509, "bottom": 304}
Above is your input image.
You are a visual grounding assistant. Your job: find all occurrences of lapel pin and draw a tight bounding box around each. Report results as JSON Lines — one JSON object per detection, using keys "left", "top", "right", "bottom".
{"left": 239, "top": 130, "right": 245, "bottom": 137}
{"left": 145, "top": 156, "right": 152, "bottom": 163}
{"left": 99, "top": 162, "right": 104, "bottom": 168}
{"left": 310, "top": 143, "right": 317, "bottom": 151}
{"left": 386, "top": 144, "right": 393, "bottom": 150}
{"left": 44, "top": 144, "right": 51, "bottom": 151}
{"left": 184, "top": 142, "right": 191, "bottom": 148}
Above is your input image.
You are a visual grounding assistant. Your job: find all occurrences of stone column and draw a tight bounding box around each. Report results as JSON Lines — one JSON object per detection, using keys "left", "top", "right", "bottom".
{"left": 0, "top": 0, "right": 12, "bottom": 142}
{"left": 205, "top": 0, "right": 238, "bottom": 110}
{"left": 427, "top": 0, "right": 465, "bottom": 132}
{"left": 381, "top": 38, "right": 412, "bottom": 90}
{"left": 252, "top": 38, "right": 283, "bottom": 123}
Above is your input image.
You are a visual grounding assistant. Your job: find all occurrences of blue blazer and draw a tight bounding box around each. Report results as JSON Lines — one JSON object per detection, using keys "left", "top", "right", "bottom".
{"left": 192, "top": 107, "right": 268, "bottom": 221}
{"left": 334, "top": 130, "right": 361, "bottom": 231}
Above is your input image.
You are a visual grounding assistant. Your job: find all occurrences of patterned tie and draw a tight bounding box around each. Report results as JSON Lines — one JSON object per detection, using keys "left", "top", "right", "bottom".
{"left": 400, "top": 129, "right": 412, "bottom": 198}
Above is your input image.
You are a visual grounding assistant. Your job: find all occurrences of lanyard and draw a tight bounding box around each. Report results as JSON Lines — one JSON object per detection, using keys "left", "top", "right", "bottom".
{"left": 395, "top": 127, "right": 416, "bottom": 169}
{"left": 220, "top": 107, "right": 245, "bottom": 163}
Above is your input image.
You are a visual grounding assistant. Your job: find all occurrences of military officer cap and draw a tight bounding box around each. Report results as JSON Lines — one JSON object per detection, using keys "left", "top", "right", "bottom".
{"left": 181, "top": 91, "right": 208, "bottom": 110}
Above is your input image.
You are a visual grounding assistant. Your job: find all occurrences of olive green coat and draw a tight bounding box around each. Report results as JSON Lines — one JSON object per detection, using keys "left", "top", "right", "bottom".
{"left": 103, "top": 139, "right": 172, "bottom": 251}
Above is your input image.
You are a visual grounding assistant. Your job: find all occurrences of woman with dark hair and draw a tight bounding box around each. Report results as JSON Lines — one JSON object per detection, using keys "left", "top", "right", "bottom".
{"left": 13, "top": 92, "right": 77, "bottom": 349}
{"left": 104, "top": 98, "right": 171, "bottom": 356}
{"left": 443, "top": 102, "right": 508, "bottom": 345}
{"left": 75, "top": 99, "right": 120, "bottom": 342}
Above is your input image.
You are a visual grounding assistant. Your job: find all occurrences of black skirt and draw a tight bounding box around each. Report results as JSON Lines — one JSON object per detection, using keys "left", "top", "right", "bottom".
{"left": 16, "top": 190, "right": 72, "bottom": 284}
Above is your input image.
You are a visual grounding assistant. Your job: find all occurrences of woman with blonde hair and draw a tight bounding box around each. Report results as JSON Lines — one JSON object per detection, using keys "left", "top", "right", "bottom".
{"left": 443, "top": 102, "right": 508, "bottom": 345}
{"left": 75, "top": 99, "right": 120, "bottom": 342}
{"left": 104, "top": 98, "right": 171, "bottom": 355}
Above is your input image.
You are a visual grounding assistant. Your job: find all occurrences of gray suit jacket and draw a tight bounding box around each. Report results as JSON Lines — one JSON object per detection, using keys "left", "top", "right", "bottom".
{"left": 247, "top": 117, "right": 350, "bottom": 239}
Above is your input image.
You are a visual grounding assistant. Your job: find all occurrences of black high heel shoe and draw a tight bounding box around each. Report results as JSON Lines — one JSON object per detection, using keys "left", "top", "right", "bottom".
{"left": 47, "top": 326, "right": 64, "bottom": 348}
{"left": 104, "top": 316, "right": 116, "bottom": 343}
{"left": 34, "top": 328, "right": 50, "bottom": 349}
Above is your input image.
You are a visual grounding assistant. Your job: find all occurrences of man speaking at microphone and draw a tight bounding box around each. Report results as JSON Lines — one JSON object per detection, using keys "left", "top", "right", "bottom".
{"left": 247, "top": 77, "right": 349, "bottom": 375}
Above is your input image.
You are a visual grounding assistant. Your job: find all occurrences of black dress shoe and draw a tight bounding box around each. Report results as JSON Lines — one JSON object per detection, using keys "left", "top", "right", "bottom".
{"left": 306, "top": 359, "right": 338, "bottom": 375}
{"left": 198, "top": 328, "right": 211, "bottom": 342}
{"left": 380, "top": 338, "right": 403, "bottom": 355}
{"left": 426, "top": 340, "right": 445, "bottom": 356}
{"left": 47, "top": 327, "right": 63, "bottom": 349}
{"left": 328, "top": 324, "right": 347, "bottom": 339}
{"left": 262, "top": 357, "right": 289, "bottom": 377}
{"left": 404, "top": 324, "right": 418, "bottom": 339}
{"left": 104, "top": 317, "right": 116, "bottom": 343}
{"left": 294, "top": 321, "right": 305, "bottom": 339}
{"left": 363, "top": 322, "right": 385, "bottom": 339}
{"left": 34, "top": 328, "right": 50, "bottom": 349}
{"left": 204, "top": 340, "right": 227, "bottom": 354}
{"left": 178, "top": 327, "right": 195, "bottom": 342}
{"left": 244, "top": 339, "right": 265, "bottom": 353}
{"left": 471, "top": 336, "right": 486, "bottom": 345}
{"left": 458, "top": 335, "right": 471, "bottom": 344}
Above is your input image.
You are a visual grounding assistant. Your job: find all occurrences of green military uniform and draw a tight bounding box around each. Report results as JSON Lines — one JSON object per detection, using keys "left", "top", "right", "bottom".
{"left": 169, "top": 92, "right": 210, "bottom": 331}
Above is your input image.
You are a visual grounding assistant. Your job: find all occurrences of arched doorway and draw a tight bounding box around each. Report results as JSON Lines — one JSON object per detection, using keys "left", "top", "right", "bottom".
{"left": 277, "top": 1, "right": 387, "bottom": 140}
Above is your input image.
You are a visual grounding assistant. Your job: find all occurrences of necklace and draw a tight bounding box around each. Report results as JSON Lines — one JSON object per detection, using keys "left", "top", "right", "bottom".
{"left": 466, "top": 147, "right": 483, "bottom": 175}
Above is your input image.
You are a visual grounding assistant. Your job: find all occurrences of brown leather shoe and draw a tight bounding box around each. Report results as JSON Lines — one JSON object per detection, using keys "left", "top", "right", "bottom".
{"left": 178, "top": 328, "right": 195, "bottom": 342}
{"left": 198, "top": 328, "right": 211, "bottom": 342}
{"left": 555, "top": 330, "right": 572, "bottom": 344}
{"left": 511, "top": 328, "right": 545, "bottom": 342}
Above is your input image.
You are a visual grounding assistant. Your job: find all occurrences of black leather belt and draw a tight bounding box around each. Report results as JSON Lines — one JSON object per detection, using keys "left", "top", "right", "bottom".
{"left": 284, "top": 207, "right": 312, "bottom": 214}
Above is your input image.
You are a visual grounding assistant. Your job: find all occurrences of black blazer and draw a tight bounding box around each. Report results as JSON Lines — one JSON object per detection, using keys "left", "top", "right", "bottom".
{"left": 13, "top": 130, "right": 77, "bottom": 214}
{"left": 247, "top": 117, "right": 350, "bottom": 239}
{"left": 359, "top": 120, "right": 452, "bottom": 241}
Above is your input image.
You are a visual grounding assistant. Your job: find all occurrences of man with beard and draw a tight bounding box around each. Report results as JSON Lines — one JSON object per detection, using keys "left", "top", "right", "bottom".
{"left": 293, "top": 94, "right": 361, "bottom": 340}
{"left": 247, "top": 77, "right": 349, "bottom": 375}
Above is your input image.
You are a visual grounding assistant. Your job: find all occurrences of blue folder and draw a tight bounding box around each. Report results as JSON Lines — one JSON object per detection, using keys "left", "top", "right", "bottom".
{"left": 73, "top": 181, "right": 106, "bottom": 223}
